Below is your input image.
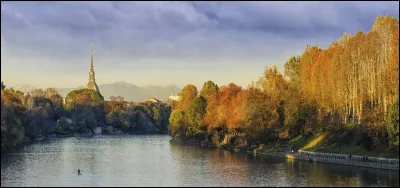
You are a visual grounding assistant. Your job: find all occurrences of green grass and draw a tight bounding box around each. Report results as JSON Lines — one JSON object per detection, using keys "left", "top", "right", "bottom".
{"left": 301, "top": 134, "right": 326, "bottom": 150}
{"left": 254, "top": 131, "right": 399, "bottom": 159}
{"left": 289, "top": 135, "right": 315, "bottom": 149}
{"left": 256, "top": 143, "right": 275, "bottom": 153}
{"left": 287, "top": 133, "right": 399, "bottom": 159}
{"left": 314, "top": 142, "right": 399, "bottom": 158}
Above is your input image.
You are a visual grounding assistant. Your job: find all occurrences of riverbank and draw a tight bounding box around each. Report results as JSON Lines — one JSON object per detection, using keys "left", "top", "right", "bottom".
{"left": 284, "top": 151, "right": 399, "bottom": 171}
{"left": 171, "top": 137, "right": 399, "bottom": 171}
{"left": 254, "top": 150, "right": 399, "bottom": 171}
{"left": 288, "top": 134, "right": 399, "bottom": 159}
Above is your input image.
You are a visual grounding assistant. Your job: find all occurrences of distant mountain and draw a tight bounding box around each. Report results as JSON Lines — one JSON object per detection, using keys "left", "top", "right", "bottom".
{"left": 8, "top": 82, "right": 181, "bottom": 102}
{"left": 8, "top": 84, "right": 37, "bottom": 93}
{"left": 57, "top": 81, "right": 181, "bottom": 102}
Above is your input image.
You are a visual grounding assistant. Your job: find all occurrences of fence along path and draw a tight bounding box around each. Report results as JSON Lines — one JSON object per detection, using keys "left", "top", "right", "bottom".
{"left": 291, "top": 150, "right": 399, "bottom": 171}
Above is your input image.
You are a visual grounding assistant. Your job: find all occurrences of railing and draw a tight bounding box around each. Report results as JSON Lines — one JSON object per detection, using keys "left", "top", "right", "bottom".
{"left": 296, "top": 150, "right": 399, "bottom": 170}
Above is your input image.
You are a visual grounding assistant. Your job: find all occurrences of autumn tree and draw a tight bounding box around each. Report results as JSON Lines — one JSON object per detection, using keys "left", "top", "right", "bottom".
{"left": 242, "top": 87, "right": 277, "bottom": 141}
{"left": 176, "top": 84, "right": 198, "bottom": 111}
{"left": 204, "top": 92, "right": 220, "bottom": 131}
{"left": 216, "top": 83, "right": 242, "bottom": 132}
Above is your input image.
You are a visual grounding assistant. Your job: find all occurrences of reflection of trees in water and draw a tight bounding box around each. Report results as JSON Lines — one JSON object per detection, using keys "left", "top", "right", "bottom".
{"left": 169, "top": 142, "right": 250, "bottom": 186}
{"left": 169, "top": 142, "right": 206, "bottom": 185}
{"left": 169, "top": 142, "right": 399, "bottom": 187}
{"left": 245, "top": 155, "right": 292, "bottom": 186}
{"left": 284, "top": 159, "right": 399, "bottom": 187}
{"left": 205, "top": 150, "right": 249, "bottom": 186}
{"left": 1, "top": 151, "right": 28, "bottom": 182}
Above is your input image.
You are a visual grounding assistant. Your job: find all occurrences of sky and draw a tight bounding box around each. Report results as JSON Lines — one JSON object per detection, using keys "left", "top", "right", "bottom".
{"left": 1, "top": 1, "right": 398, "bottom": 89}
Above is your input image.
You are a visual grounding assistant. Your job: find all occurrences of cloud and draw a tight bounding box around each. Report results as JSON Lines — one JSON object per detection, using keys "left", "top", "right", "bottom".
{"left": 1, "top": 1, "right": 398, "bottom": 88}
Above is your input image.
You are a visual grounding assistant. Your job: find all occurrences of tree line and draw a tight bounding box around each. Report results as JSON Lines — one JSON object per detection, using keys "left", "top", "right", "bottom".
{"left": 1, "top": 86, "right": 171, "bottom": 152}
{"left": 169, "top": 15, "right": 399, "bottom": 152}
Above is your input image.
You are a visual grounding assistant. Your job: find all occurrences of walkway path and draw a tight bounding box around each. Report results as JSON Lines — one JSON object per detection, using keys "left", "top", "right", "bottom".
{"left": 254, "top": 147, "right": 399, "bottom": 171}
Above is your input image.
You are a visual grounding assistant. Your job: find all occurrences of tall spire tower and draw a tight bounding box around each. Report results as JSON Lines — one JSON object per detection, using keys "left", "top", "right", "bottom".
{"left": 86, "top": 43, "right": 100, "bottom": 93}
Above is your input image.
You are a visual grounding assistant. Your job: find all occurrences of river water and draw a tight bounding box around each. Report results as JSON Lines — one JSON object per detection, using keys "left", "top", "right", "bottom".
{"left": 1, "top": 135, "right": 398, "bottom": 187}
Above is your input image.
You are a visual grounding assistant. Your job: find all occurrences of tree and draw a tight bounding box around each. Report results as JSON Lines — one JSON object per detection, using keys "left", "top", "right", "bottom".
{"left": 65, "top": 89, "right": 104, "bottom": 112}
{"left": 387, "top": 98, "right": 399, "bottom": 147}
{"left": 261, "top": 65, "right": 289, "bottom": 108}
{"left": 200, "top": 81, "right": 220, "bottom": 132}
{"left": 44, "top": 88, "right": 65, "bottom": 119}
{"left": 176, "top": 84, "right": 198, "bottom": 111}
{"left": 204, "top": 92, "right": 220, "bottom": 131}
{"left": 187, "top": 96, "right": 207, "bottom": 130}
{"left": 116, "top": 96, "right": 125, "bottom": 102}
{"left": 242, "top": 87, "right": 277, "bottom": 140}
{"left": 1, "top": 89, "right": 26, "bottom": 151}
{"left": 169, "top": 110, "right": 186, "bottom": 137}
{"left": 387, "top": 31, "right": 399, "bottom": 105}
{"left": 200, "top": 80, "right": 219, "bottom": 101}
{"left": 259, "top": 66, "right": 289, "bottom": 135}
{"left": 216, "top": 83, "right": 242, "bottom": 132}
{"left": 284, "top": 56, "right": 301, "bottom": 88}
{"left": 64, "top": 89, "right": 105, "bottom": 131}
{"left": 30, "top": 89, "right": 46, "bottom": 98}
{"left": 45, "top": 88, "right": 59, "bottom": 98}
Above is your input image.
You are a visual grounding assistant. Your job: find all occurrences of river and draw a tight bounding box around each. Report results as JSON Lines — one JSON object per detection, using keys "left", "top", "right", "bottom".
{"left": 1, "top": 135, "right": 398, "bottom": 187}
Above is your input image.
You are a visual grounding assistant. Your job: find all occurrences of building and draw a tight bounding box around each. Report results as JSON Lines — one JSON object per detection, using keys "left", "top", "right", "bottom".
{"left": 147, "top": 98, "right": 161, "bottom": 103}
{"left": 86, "top": 44, "right": 100, "bottom": 93}
{"left": 168, "top": 93, "right": 181, "bottom": 101}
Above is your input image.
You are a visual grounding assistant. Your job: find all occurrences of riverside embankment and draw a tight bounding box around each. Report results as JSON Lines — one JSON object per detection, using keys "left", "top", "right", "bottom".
{"left": 171, "top": 138, "right": 399, "bottom": 171}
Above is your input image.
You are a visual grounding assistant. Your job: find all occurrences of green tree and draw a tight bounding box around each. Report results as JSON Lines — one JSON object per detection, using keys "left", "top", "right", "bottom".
{"left": 169, "top": 110, "right": 186, "bottom": 137}
{"left": 25, "top": 97, "right": 57, "bottom": 138}
{"left": 187, "top": 96, "right": 207, "bottom": 130}
{"left": 1, "top": 89, "right": 26, "bottom": 151}
{"left": 387, "top": 98, "right": 399, "bottom": 146}
{"left": 200, "top": 80, "right": 219, "bottom": 100}
{"left": 284, "top": 55, "right": 301, "bottom": 88}
{"left": 65, "top": 89, "right": 105, "bottom": 132}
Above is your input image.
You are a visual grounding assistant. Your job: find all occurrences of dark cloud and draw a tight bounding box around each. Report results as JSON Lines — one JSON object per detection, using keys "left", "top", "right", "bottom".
{"left": 1, "top": 1, "right": 398, "bottom": 65}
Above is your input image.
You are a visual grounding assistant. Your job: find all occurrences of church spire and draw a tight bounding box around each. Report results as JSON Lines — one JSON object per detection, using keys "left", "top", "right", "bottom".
{"left": 89, "top": 43, "right": 95, "bottom": 82}
{"left": 86, "top": 43, "right": 100, "bottom": 93}
{"left": 90, "top": 43, "right": 94, "bottom": 73}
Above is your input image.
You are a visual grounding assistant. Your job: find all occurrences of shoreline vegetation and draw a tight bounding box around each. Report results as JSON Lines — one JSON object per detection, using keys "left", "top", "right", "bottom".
{"left": 170, "top": 137, "right": 399, "bottom": 171}
{"left": 1, "top": 86, "right": 171, "bottom": 153}
{"left": 167, "top": 15, "right": 399, "bottom": 167}
{"left": 1, "top": 15, "right": 399, "bottom": 169}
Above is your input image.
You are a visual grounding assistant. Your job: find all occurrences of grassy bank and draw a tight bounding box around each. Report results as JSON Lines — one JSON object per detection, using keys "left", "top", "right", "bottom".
{"left": 288, "top": 134, "right": 399, "bottom": 159}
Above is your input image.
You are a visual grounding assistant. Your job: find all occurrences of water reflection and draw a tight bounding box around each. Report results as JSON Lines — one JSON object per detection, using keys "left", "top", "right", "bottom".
{"left": 169, "top": 141, "right": 399, "bottom": 187}
{"left": 283, "top": 158, "right": 400, "bottom": 187}
{"left": 1, "top": 135, "right": 398, "bottom": 187}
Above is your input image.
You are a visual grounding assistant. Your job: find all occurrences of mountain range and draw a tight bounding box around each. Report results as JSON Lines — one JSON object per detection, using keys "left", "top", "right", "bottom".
{"left": 9, "top": 81, "right": 181, "bottom": 102}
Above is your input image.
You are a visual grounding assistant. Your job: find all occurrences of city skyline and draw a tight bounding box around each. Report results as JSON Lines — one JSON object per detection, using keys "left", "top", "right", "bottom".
{"left": 1, "top": 1, "right": 398, "bottom": 89}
